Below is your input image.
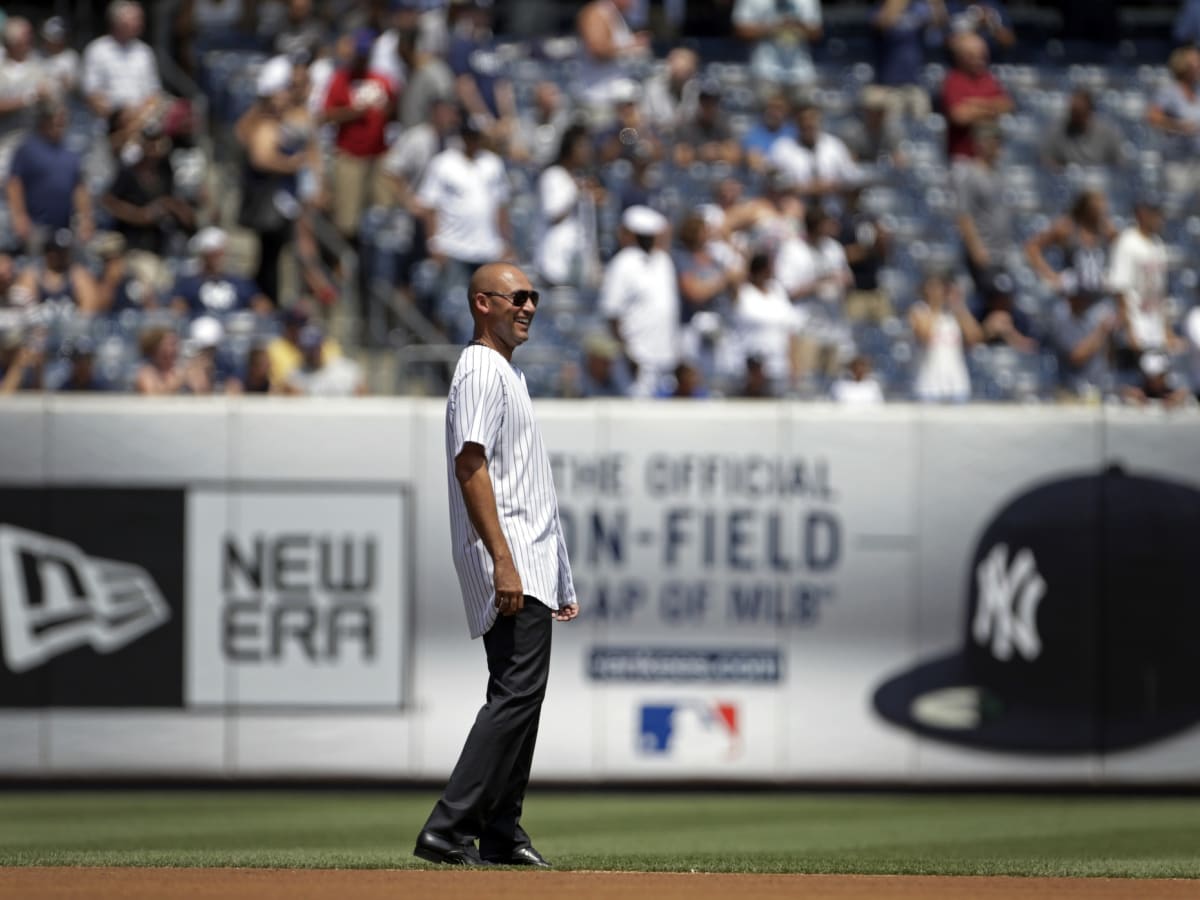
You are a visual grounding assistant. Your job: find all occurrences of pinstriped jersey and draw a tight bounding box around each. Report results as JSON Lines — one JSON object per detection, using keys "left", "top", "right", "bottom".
{"left": 446, "top": 344, "right": 576, "bottom": 638}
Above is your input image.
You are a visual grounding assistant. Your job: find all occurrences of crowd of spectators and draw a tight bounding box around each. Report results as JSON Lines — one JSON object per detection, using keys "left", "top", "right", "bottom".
{"left": 0, "top": 0, "right": 1199, "bottom": 408}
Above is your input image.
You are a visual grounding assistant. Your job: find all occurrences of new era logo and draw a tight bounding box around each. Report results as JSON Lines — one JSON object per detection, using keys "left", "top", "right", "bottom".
{"left": 0, "top": 525, "right": 171, "bottom": 674}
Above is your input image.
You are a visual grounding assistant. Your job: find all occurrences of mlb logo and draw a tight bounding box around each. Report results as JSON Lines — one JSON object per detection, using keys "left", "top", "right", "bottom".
{"left": 638, "top": 701, "right": 741, "bottom": 761}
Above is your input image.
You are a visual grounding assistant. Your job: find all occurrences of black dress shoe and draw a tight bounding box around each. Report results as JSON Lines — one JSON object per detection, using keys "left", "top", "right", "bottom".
{"left": 483, "top": 845, "right": 552, "bottom": 868}
{"left": 413, "top": 830, "right": 491, "bottom": 866}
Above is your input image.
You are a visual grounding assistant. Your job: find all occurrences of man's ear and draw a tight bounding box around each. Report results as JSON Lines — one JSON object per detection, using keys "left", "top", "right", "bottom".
{"left": 470, "top": 290, "right": 489, "bottom": 316}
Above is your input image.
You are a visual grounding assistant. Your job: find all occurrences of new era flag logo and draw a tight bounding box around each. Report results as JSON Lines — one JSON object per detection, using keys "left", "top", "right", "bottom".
{"left": 0, "top": 525, "right": 171, "bottom": 673}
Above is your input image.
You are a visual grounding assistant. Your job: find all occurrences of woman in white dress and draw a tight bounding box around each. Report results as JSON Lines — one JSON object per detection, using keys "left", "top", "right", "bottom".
{"left": 734, "top": 252, "right": 806, "bottom": 393}
{"left": 909, "top": 273, "right": 983, "bottom": 402}
{"left": 535, "top": 124, "right": 602, "bottom": 288}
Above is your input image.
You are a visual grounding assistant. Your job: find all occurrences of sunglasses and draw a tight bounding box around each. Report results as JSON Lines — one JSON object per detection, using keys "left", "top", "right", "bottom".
{"left": 482, "top": 289, "right": 540, "bottom": 309}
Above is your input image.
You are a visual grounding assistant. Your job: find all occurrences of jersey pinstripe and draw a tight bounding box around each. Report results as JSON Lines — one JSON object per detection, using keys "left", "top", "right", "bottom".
{"left": 446, "top": 344, "right": 576, "bottom": 638}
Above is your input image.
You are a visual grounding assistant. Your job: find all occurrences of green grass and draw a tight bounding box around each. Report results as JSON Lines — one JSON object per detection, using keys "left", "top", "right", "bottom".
{"left": 1, "top": 791, "right": 1199, "bottom": 877}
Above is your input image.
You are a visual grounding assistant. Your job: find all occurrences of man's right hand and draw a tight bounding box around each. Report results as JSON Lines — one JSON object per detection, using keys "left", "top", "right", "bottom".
{"left": 494, "top": 557, "right": 525, "bottom": 616}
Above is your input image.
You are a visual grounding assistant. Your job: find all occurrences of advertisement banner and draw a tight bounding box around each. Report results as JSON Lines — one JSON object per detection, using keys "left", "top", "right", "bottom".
{"left": 543, "top": 406, "right": 918, "bottom": 779}
{"left": 1, "top": 399, "right": 1199, "bottom": 783}
{"left": 186, "top": 486, "right": 408, "bottom": 709}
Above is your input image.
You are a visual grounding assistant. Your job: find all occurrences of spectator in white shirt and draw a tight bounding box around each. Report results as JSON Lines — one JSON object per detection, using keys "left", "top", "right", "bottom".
{"left": 39, "top": 18, "right": 80, "bottom": 97}
{"left": 830, "top": 354, "right": 886, "bottom": 404}
{"left": 599, "top": 205, "right": 680, "bottom": 397}
{"left": 1108, "top": 197, "right": 1182, "bottom": 374}
{"left": 733, "top": 0, "right": 823, "bottom": 92}
{"left": 285, "top": 325, "right": 368, "bottom": 396}
{"left": 82, "top": 1, "right": 162, "bottom": 119}
{"left": 0, "top": 18, "right": 49, "bottom": 180}
{"left": 417, "top": 118, "right": 511, "bottom": 268}
{"left": 775, "top": 204, "right": 855, "bottom": 379}
{"left": 535, "top": 123, "right": 602, "bottom": 288}
{"left": 641, "top": 47, "right": 700, "bottom": 139}
{"left": 383, "top": 97, "right": 459, "bottom": 216}
{"left": 512, "top": 81, "right": 571, "bottom": 168}
{"left": 415, "top": 117, "right": 512, "bottom": 338}
{"left": 769, "top": 101, "right": 859, "bottom": 197}
{"left": 733, "top": 251, "right": 805, "bottom": 392}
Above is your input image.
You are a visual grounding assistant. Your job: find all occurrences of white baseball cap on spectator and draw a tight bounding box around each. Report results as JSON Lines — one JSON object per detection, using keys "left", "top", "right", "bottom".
{"left": 256, "top": 55, "right": 293, "bottom": 99}
{"left": 1140, "top": 350, "right": 1170, "bottom": 379}
{"left": 621, "top": 205, "right": 667, "bottom": 237}
{"left": 189, "top": 316, "right": 224, "bottom": 349}
{"left": 190, "top": 226, "right": 227, "bottom": 256}
{"left": 41, "top": 16, "right": 66, "bottom": 43}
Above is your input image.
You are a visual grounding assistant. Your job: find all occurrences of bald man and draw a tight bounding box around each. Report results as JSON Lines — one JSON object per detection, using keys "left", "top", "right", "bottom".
{"left": 941, "top": 32, "right": 1012, "bottom": 160}
{"left": 414, "top": 263, "right": 579, "bottom": 868}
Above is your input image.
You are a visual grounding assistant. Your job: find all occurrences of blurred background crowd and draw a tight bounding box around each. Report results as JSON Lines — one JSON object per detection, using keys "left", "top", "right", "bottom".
{"left": 1, "top": 0, "right": 1199, "bottom": 404}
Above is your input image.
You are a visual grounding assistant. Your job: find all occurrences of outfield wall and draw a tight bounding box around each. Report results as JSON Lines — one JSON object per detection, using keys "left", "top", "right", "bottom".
{"left": 1, "top": 397, "right": 1199, "bottom": 784}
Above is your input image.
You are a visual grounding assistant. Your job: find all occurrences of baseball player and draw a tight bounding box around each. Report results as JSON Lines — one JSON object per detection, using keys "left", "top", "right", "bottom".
{"left": 413, "top": 262, "right": 579, "bottom": 868}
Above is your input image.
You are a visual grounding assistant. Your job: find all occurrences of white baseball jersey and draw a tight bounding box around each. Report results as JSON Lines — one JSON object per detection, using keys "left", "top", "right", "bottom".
{"left": 446, "top": 343, "right": 576, "bottom": 638}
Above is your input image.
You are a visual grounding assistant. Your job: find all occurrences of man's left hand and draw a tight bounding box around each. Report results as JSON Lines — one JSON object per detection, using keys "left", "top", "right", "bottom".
{"left": 552, "top": 603, "right": 579, "bottom": 623}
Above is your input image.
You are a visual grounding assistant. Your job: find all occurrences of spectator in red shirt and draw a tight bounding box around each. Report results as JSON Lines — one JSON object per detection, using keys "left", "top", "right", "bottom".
{"left": 323, "top": 28, "right": 395, "bottom": 242}
{"left": 941, "top": 32, "right": 1012, "bottom": 161}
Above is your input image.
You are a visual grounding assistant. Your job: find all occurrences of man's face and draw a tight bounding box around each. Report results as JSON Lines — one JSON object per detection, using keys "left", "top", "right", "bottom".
{"left": 1068, "top": 94, "right": 1092, "bottom": 127}
{"left": 115, "top": 7, "right": 144, "bottom": 42}
{"left": 432, "top": 103, "right": 458, "bottom": 135}
{"left": 1137, "top": 206, "right": 1164, "bottom": 236}
{"left": 43, "top": 110, "right": 67, "bottom": 142}
{"left": 431, "top": 102, "right": 458, "bottom": 134}
{"left": 1185, "top": 49, "right": 1200, "bottom": 82}
{"left": 763, "top": 96, "right": 787, "bottom": 129}
{"left": 535, "top": 82, "right": 560, "bottom": 116}
{"left": 957, "top": 35, "right": 988, "bottom": 74}
{"left": 8, "top": 26, "right": 32, "bottom": 60}
{"left": 202, "top": 248, "right": 225, "bottom": 272}
{"left": 478, "top": 267, "right": 536, "bottom": 350}
{"left": 585, "top": 352, "right": 612, "bottom": 383}
{"left": 798, "top": 109, "right": 821, "bottom": 145}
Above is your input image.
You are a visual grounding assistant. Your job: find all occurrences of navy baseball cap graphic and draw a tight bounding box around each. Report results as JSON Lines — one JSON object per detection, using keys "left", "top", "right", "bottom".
{"left": 873, "top": 468, "right": 1200, "bottom": 755}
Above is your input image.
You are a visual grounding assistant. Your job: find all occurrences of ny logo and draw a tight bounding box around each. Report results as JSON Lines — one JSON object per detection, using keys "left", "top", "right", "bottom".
{"left": 972, "top": 543, "right": 1045, "bottom": 662}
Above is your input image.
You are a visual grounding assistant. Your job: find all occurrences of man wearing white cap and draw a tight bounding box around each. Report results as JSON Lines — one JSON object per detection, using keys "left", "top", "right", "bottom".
{"left": 182, "top": 315, "right": 236, "bottom": 395}
{"left": 170, "top": 227, "right": 271, "bottom": 319}
{"left": 82, "top": 2, "right": 161, "bottom": 118}
{"left": 599, "top": 205, "right": 680, "bottom": 397}
{"left": 40, "top": 17, "right": 79, "bottom": 96}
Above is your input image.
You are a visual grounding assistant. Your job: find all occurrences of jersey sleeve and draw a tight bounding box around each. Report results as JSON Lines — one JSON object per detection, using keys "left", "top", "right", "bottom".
{"left": 555, "top": 515, "right": 577, "bottom": 607}
{"left": 597, "top": 253, "right": 628, "bottom": 318}
{"left": 1107, "top": 233, "right": 1134, "bottom": 295}
{"left": 448, "top": 363, "right": 507, "bottom": 460}
{"left": 414, "top": 155, "right": 443, "bottom": 208}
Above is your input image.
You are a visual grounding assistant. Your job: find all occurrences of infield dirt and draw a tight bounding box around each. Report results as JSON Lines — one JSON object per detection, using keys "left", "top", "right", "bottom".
{"left": 3, "top": 868, "right": 1196, "bottom": 899}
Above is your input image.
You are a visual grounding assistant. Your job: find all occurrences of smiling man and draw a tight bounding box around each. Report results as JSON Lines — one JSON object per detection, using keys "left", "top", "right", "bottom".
{"left": 414, "top": 262, "right": 579, "bottom": 868}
